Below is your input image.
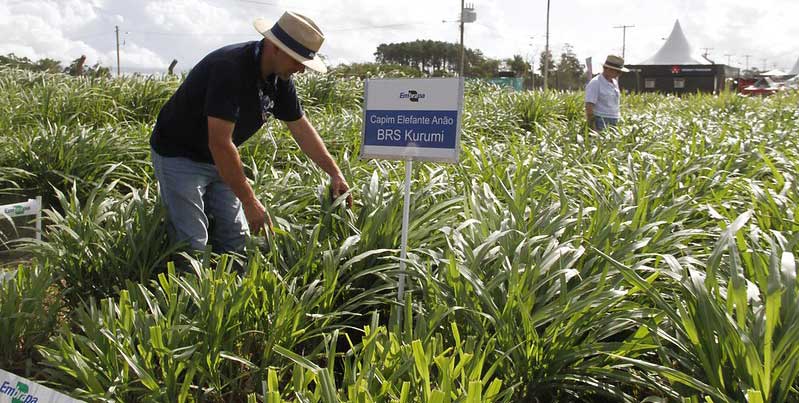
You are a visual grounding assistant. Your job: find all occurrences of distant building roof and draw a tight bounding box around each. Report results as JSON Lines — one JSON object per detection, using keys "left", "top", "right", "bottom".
{"left": 761, "top": 69, "right": 788, "bottom": 77}
{"left": 638, "top": 20, "right": 709, "bottom": 65}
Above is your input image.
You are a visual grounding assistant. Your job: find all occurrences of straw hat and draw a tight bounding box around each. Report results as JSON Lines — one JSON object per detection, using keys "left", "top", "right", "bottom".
{"left": 603, "top": 55, "right": 630, "bottom": 72}
{"left": 253, "top": 12, "right": 327, "bottom": 73}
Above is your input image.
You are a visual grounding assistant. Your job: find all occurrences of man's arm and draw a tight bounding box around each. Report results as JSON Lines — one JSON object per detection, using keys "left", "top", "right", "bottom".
{"left": 285, "top": 115, "right": 352, "bottom": 207}
{"left": 585, "top": 102, "right": 596, "bottom": 130}
{"left": 584, "top": 78, "right": 599, "bottom": 131}
{"left": 207, "top": 116, "right": 271, "bottom": 233}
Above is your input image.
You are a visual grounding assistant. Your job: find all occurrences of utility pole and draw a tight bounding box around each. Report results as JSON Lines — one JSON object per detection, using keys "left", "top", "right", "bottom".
{"left": 724, "top": 53, "right": 733, "bottom": 66}
{"left": 613, "top": 24, "right": 635, "bottom": 59}
{"left": 543, "top": 0, "right": 550, "bottom": 91}
{"left": 115, "top": 25, "right": 121, "bottom": 77}
{"left": 743, "top": 54, "right": 751, "bottom": 71}
{"left": 528, "top": 36, "right": 536, "bottom": 89}
{"left": 458, "top": 2, "right": 476, "bottom": 77}
{"left": 762, "top": 58, "right": 767, "bottom": 71}
{"left": 459, "top": 0, "right": 465, "bottom": 77}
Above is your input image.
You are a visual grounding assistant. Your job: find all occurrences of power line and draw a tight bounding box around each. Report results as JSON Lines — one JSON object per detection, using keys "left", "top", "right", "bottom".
{"left": 724, "top": 53, "right": 733, "bottom": 65}
{"left": 72, "top": 31, "right": 109, "bottom": 40}
{"left": 613, "top": 24, "right": 635, "bottom": 59}
{"left": 473, "top": 22, "right": 505, "bottom": 37}
{"left": 234, "top": 0, "right": 322, "bottom": 12}
{"left": 121, "top": 19, "right": 438, "bottom": 37}
{"left": 128, "top": 30, "right": 250, "bottom": 36}
{"left": 327, "top": 22, "right": 431, "bottom": 32}
{"left": 235, "top": 0, "right": 282, "bottom": 6}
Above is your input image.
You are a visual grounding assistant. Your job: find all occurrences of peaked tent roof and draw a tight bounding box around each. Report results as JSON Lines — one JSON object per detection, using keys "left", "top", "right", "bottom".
{"left": 761, "top": 69, "right": 788, "bottom": 77}
{"left": 639, "top": 20, "right": 709, "bottom": 65}
{"left": 790, "top": 57, "right": 799, "bottom": 75}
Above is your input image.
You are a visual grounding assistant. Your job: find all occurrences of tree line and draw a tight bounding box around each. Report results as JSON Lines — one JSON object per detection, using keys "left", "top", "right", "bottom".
{"left": 332, "top": 39, "right": 587, "bottom": 90}
{"left": 0, "top": 53, "right": 111, "bottom": 78}
{"left": 3, "top": 39, "right": 590, "bottom": 91}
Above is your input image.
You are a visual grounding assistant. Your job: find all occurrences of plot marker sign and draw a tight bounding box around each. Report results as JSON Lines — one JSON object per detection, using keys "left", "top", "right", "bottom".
{"left": 360, "top": 78, "right": 463, "bottom": 163}
{"left": 359, "top": 78, "right": 464, "bottom": 329}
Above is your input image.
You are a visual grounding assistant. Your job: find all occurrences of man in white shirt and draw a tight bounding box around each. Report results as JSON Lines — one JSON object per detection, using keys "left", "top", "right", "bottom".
{"left": 585, "top": 55, "right": 629, "bottom": 131}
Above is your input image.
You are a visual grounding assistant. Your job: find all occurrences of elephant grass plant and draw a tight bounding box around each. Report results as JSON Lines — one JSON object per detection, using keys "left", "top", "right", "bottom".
{"left": 0, "top": 68, "right": 797, "bottom": 401}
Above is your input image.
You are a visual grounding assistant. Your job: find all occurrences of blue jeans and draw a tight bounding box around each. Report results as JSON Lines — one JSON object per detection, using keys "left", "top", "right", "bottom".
{"left": 151, "top": 149, "right": 249, "bottom": 253}
{"left": 595, "top": 116, "right": 619, "bottom": 131}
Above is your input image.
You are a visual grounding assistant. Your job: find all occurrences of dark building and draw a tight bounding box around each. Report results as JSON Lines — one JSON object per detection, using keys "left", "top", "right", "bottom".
{"left": 619, "top": 20, "right": 740, "bottom": 94}
{"left": 621, "top": 64, "right": 740, "bottom": 94}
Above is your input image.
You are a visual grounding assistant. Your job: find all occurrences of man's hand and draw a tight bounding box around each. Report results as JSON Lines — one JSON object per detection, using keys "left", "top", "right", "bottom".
{"left": 208, "top": 116, "right": 273, "bottom": 235}
{"left": 585, "top": 102, "right": 596, "bottom": 131}
{"left": 242, "top": 198, "right": 273, "bottom": 235}
{"left": 286, "top": 116, "right": 354, "bottom": 208}
{"left": 330, "top": 175, "right": 352, "bottom": 208}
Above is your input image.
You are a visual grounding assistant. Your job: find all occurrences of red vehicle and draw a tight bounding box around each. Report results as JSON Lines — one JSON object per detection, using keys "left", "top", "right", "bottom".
{"left": 738, "top": 77, "right": 781, "bottom": 96}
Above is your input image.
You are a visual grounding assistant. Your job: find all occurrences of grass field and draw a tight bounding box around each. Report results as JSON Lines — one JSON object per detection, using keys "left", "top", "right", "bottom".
{"left": 1, "top": 67, "right": 798, "bottom": 402}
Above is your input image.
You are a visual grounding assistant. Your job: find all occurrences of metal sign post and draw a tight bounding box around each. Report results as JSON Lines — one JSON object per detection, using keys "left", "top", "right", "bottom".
{"left": 396, "top": 160, "right": 412, "bottom": 303}
{"left": 360, "top": 78, "right": 464, "bottom": 329}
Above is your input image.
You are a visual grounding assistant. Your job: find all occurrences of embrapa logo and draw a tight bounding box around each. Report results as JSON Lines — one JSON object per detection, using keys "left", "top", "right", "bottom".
{"left": 399, "top": 90, "right": 426, "bottom": 102}
{"left": 0, "top": 380, "right": 38, "bottom": 403}
{"left": 3, "top": 205, "right": 29, "bottom": 215}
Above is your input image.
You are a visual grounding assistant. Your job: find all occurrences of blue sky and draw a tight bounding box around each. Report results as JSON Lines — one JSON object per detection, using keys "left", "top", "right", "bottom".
{"left": 1, "top": 0, "right": 797, "bottom": 74}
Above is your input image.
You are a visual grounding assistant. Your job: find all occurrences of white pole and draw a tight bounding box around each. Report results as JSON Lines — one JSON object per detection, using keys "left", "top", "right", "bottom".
{"left": 459, "top": 0, "right": 465, "bottom": 77}
{"left": 543, "top": 0, "right": 550, "bottom": 91}
{"left": 397, "top": 159, "right": 412, "bottom": 312}
{"left": 35, "top": 196, "right": 42, "bottom": 241}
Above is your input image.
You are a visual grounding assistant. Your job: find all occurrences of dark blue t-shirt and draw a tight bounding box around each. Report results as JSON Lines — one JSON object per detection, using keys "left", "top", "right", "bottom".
{"left": 150, "top": 39, "right": 303, "bottom": 164}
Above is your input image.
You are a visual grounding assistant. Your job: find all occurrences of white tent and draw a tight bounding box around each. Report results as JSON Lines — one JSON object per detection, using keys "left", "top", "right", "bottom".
{"left": 639, "top": 20, "right": 709, "bottom": 65}
{"left": 761, "top": 69, "right": 789, "bottom": 77}
{"left": 790, "top": 57, "right": 799, "bottom": 76}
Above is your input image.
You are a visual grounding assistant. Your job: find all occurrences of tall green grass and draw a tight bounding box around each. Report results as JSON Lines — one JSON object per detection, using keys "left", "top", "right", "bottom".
{"left": 0, "top": 66, "right": 797, "bottom": 401}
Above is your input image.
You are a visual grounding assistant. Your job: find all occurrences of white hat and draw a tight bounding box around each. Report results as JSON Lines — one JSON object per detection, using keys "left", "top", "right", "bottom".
{"left": 603, "top": 55, "right": 630, "bottom": 73}
{"left": 254, "top": 12, "right": 327, "bottom": 73}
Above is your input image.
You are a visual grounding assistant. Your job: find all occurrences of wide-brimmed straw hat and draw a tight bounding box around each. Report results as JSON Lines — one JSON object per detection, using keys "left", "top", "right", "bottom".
{"left": 253, "top": 12, "right": 327, "bottom": 73}
{"left": 603, "top": 55, "right": 629, "bottom": 72}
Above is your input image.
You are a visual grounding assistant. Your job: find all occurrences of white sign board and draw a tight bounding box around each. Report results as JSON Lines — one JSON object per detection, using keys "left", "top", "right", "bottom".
{"left": 0, "top": 369, "right": 83, "bottom": 403}
{"left": 0, "top": 197, "right": 42, "bottom": 241}
{"left": 0, "top": 199, "right": 40, "bottom": 219}
{"left": 360, "top": 78, "right": 463, "bottom": 163}
{"left": 0, "top": 271, "right": 16, "bottom": 284}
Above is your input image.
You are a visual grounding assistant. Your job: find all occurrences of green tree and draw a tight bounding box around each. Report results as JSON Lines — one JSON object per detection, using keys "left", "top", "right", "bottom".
{"left": 556, "top": 44, "right": 585, "bottom": 90}
{"left": 374, "top": 40, "right": 500, "bottom": 78}
{"left": 34, "top": 58, "right": 62, "bottom": 73}
{"left": 538, "top": 49, "right": 555, "bottom": 78}
{"left": 0, "top": 53, "right": 62, "bottom": 73}
{"left": 330, "top": 62, "right": 423, "bottom": 78}
{"left": 505, "top": 55, "right": 531, "bottom": 77}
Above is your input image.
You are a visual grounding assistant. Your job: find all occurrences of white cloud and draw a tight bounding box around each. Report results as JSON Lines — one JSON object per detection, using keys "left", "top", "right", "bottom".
{"left": 0, "top": 0, "right": 797, "bottom": 74}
